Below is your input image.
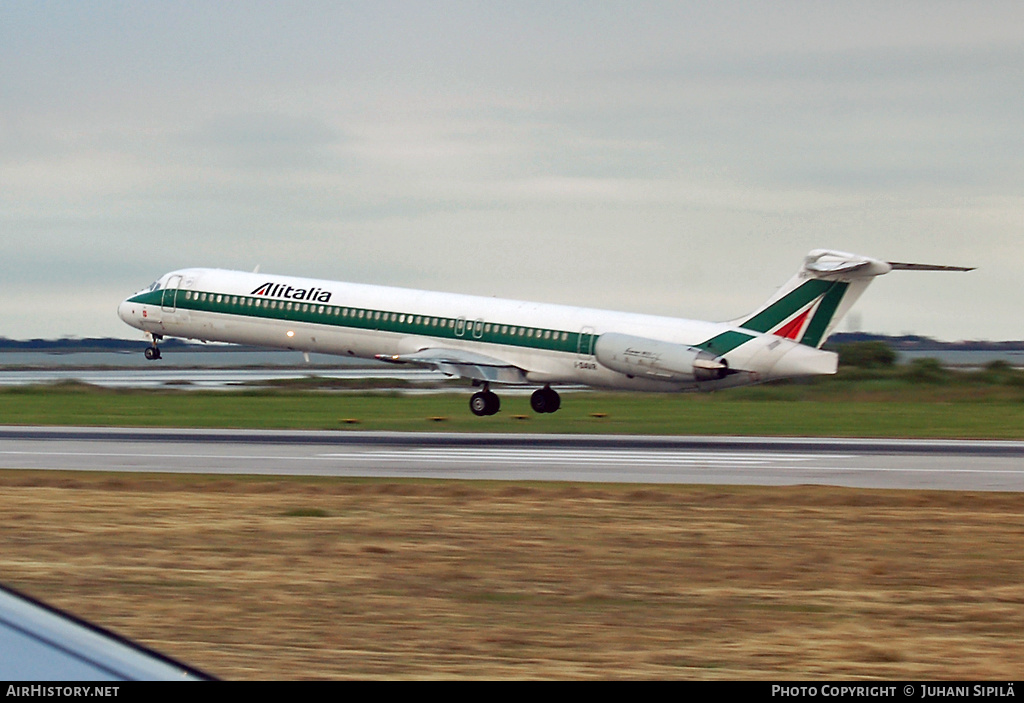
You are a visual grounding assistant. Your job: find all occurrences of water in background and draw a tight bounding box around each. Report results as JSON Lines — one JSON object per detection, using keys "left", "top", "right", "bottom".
{"left": 0, "top": 349, "right": 373, "bottom": 368}
{"left": 0, "top": 349, "right": 439, "bottom": 388}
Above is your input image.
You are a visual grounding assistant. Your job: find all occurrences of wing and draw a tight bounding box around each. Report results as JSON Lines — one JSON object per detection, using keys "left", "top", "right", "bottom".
{"left": 376, "top": 347, "right": 530, "bottom": 385}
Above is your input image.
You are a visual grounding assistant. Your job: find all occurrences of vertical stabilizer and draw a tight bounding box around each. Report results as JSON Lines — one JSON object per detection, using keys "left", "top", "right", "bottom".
{"left": 733, "top": 250, "right": 892, "bottom": 348}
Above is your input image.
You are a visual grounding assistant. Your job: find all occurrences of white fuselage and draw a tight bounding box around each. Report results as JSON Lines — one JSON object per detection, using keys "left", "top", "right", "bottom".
{"left": 118, "top": 267, "right": 837, "bottom": 392}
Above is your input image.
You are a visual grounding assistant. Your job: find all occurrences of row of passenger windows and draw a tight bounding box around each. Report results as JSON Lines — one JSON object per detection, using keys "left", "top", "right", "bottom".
{"left": 181, "top": 290, "right": 571, "bottom": 342}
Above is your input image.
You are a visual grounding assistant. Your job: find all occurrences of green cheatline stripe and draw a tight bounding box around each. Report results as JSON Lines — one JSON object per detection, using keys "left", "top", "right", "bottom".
{"left": 800, "top": 281, "right": 849, "bottom": 348}
{"left": 696, "top": 330, "right": 755, "bottom": 355}
{"left": 740, "top": 279, "right": 834, "bottom": 333}
{"left": 129, "top": 289, "right": 592, "bottom": 356}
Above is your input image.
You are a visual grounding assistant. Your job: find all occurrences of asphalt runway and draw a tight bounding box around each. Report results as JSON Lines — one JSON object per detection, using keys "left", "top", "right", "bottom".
{"left": 2, "top": 426, "right": 1023, "bottom": 491}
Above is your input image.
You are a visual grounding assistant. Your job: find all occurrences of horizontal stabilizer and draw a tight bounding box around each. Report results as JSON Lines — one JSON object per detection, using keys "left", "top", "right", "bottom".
{"left": 887, "top": 262, "right": 975, "bottom": 272}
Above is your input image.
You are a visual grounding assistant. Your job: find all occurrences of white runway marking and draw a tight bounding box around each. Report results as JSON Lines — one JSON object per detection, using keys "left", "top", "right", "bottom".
{"left": 4, "top": 447, "right": 1024, "bottom": 475}
{"left": 321, "top": 448, "right": 850, "bottom": 466}
{"left": 2, "top": 447, "right": 845, "bottom": 467}
{"left": 316, "top": 448, "right": 1024, "bottom": 476}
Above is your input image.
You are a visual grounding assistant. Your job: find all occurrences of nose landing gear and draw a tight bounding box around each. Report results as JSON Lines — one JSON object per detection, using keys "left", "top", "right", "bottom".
{"left": 144, "top": 335, "right": 163, "bottom": 360}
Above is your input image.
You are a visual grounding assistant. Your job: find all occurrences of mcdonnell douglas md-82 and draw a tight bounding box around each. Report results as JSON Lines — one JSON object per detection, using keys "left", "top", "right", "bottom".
{"left": 117, "top": 249, "right": 970, "bottom": 416}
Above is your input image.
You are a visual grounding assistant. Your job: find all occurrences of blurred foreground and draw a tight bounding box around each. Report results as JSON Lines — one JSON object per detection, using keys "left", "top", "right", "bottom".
{"left": 1, "top": 472, "right": 1021, "bottom": 679}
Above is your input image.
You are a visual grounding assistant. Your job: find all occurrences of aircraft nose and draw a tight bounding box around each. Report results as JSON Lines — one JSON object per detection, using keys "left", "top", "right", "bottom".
{"left": 117, "top": 299, "right": 134, "bottom": 325}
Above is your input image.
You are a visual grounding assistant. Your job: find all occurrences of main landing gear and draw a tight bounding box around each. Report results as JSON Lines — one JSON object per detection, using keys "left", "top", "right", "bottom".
{"left": 530, "top": 385, "right": 561, "bottom": 414}
{"left": 468, "top": 384, "right": 562, "bottom": 416}
{"left": 144, "top": 335, "right": 163, "bottom": 360}
{"left": 469, "top": 386, "right": 501, "bottom": 416}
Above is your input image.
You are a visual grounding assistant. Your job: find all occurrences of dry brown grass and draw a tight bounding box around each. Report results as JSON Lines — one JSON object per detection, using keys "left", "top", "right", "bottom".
{"left": 1, "top": 471, "right": 1022, "bottom": 679}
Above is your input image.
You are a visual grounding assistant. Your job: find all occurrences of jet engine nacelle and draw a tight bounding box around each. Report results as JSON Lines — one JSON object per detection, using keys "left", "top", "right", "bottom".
{"left": 593, "top": 332, "right": 730, "bottom": 383}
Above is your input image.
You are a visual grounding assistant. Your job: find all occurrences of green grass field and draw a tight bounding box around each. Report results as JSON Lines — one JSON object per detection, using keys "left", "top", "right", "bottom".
{"left": 3, "top": 367, "right": 1024, "bottom": 438}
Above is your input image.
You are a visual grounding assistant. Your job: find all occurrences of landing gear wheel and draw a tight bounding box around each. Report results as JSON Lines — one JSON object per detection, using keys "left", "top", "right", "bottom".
{"left": 469, "top": 391, "right": 500, "bottom": 417}
{"left": 545, "top": 388, "right": 561, "bottom": 413}
{"left": 144, "top": 346, "right": 162, "bottom": 361}
{"left": 530, "top": 387, "right": 561, "bottom": 414}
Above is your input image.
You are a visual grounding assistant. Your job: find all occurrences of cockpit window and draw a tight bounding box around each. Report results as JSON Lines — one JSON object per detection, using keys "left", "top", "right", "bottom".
{"left": 149, "top": 281, "right": 161, "bottom": 292}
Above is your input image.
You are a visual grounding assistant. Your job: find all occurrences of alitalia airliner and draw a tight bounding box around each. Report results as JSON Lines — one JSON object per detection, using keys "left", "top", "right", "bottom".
{"left": 117, "top": 249, "right": 969, "bottom": 416}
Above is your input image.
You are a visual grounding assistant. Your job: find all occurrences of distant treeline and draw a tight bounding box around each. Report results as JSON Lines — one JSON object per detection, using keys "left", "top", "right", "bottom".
{"left": 825, "top": 333, "right": 1024, "bottom": 352}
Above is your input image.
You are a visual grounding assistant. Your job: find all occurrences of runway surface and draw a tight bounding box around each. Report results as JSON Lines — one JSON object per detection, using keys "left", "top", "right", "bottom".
{"left": 2, "top": 426, "right": 1023, "bottom": 491}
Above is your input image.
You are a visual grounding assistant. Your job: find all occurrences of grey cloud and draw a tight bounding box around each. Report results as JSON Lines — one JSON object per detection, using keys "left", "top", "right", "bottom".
{"left": 1, "top": 2, "right": 1021, "bottom": 339}
{"left": 175, "top": 113, "right": 347, "bottom": 170}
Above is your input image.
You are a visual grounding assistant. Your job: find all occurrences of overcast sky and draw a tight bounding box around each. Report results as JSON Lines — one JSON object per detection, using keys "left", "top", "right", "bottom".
{"left": 2, "top": 1, "right": 1021, "bottom": 341}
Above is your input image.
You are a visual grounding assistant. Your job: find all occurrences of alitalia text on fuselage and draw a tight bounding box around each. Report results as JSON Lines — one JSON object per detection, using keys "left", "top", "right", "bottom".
{"left": 250, "top": 282, "right": 333, "bottom": 303}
